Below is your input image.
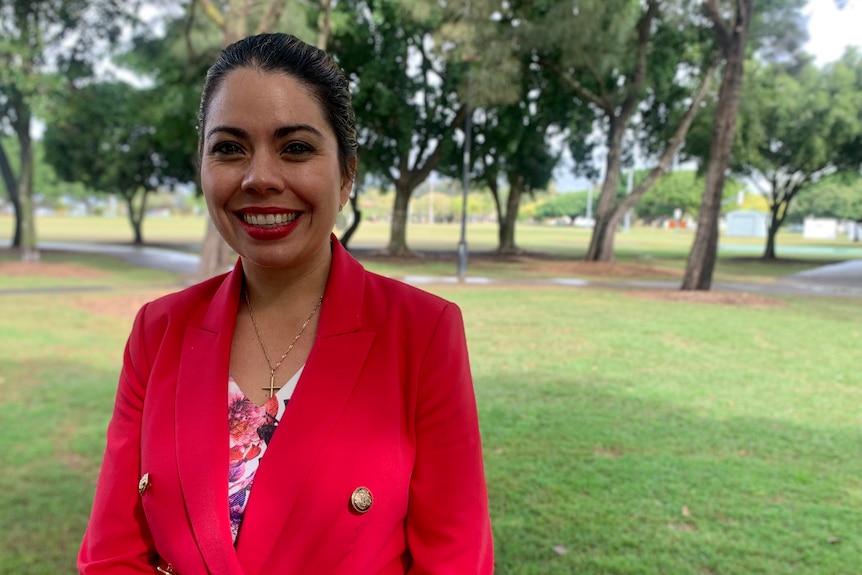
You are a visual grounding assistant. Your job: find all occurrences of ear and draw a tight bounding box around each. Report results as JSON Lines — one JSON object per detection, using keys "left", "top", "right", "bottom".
{"left": 340, "top": 157, "right": 357, "bottom": 206}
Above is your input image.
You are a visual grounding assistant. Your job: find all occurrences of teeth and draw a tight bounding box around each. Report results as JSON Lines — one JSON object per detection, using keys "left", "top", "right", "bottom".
{"left": 243, "top": 212, "right": 299, "bottom": 226}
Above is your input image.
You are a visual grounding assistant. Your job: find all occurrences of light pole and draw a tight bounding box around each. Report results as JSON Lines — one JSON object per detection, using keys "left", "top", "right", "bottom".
{"left": 457, "top": 95, "right": 472, "bottom": 282}
{"left": 457, "top": 1, "right": 474, "bottom": 283}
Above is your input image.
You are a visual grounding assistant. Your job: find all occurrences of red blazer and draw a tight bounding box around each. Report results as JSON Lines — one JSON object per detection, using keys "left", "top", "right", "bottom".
{"left": 79, "top": 238, "right": 493, "bottom": 574}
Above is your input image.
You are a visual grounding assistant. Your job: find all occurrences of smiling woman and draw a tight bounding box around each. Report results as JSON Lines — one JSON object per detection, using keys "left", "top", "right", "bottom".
{"left": 77, "top": 33, "right": 493, "bottom": 575}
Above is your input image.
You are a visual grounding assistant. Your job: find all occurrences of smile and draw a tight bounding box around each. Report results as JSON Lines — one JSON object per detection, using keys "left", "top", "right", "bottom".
{"left": 242, "top": 212, "right": 300, "bottom": 227}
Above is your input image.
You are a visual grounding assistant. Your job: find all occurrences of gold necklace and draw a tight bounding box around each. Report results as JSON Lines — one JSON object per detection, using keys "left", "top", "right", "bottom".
{"left": 243, "top": 287, "right": 323, "bottom": 399}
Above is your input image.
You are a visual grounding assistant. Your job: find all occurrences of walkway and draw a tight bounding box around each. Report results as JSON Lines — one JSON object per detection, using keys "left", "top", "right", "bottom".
{"left": 3, "top": 241, "right": 861, "bottom": 298}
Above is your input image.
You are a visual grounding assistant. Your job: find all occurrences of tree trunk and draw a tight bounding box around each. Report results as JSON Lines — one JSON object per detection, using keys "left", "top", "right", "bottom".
{"left": 586, "top": 125, "right": 624, "bottom": 262}
{"left": 0, "top": 143, "right": 21, "bottom": 247}
{"left": 682, "top": 0, "right": 753, "bottom": 291}
{"left": 339, "top": 189, "right": 363, "bottom": 249}
{"left": 763, "top": 218, "right": 779, "bottom": 259}
{"left": 17, "top": 112, "right": 38, "bottom": 262}
{"left": 316, "top": 0, "right": 333, "bottom": 50}
{"left": 580, "top": 2, "right": 657, "bottom": 262}
{"left": 498, "top": 176, "right": 524, "bottom": 255}
{"left": 386, "top": 182, "right": 414, "bottom": 256}
{"left": 198, "top": 219, "right": 235, "bottom": 278}
{"left": 125, "top": 189, "right": 148, "bottom": 245}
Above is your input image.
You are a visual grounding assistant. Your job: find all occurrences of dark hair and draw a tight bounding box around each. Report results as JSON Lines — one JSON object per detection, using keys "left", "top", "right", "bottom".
{"left": 198, "top": 33, "right": 357, "bottom": 177}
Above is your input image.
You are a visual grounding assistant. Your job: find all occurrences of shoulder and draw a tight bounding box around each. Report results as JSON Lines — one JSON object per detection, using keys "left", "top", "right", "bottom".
{"left": 362, "top": 269, "right": 455, "bottom": 317}
{"left": 132, "top": 272, "right": 230, "bottom": 332}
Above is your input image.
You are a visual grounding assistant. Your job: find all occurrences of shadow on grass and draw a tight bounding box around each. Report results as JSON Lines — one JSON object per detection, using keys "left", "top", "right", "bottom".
{"left": 480, "top": 374, "right": 861, "bottom": 575}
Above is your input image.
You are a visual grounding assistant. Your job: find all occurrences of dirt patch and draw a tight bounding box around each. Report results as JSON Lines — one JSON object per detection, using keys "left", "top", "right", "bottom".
{"left": 0, "top": 261, "right": 110, "bottom": 280}
{"left": 358, "top": 251, "right": 682, "bottom": 279}
{"left": 523, "top": 260, "right": 681, "bottom": 278}
{"left": 625, "top": 289, "right": 786, "bottom": 308}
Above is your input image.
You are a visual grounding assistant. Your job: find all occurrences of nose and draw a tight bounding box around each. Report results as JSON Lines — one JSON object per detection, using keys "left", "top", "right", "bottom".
{"left": 241, "top": 152, "right": 285, "bottom": 194}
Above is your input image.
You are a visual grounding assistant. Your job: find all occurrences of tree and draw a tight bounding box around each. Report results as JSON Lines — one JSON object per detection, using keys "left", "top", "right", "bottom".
{"left": 0, "top": 0, "right": 136, "bottom": 259}
{"left": 0, "top": 136, "right": 95, "bottom": 212}
{"left": 520, "top": 0, "right": 718, "bottom": 262}
{"left": 438, "top": 60, "right": 570, "bottom": 253}
{"left": 730, "top": 55, "right": 862, "bottom": 258}
{"left": 331, "top": 0, "right": 467, "bottom": 256}
{"left": 789, "top": 172, "right": 862, "bottom": 226}
{"left": 467, "top": 61, "right": 577, "bottom": 253}
{"left": 43, "top": 82, "right": 184, "bottom": 244}
{"left": 682, "top": 0, "right": 806, "bottom": 289}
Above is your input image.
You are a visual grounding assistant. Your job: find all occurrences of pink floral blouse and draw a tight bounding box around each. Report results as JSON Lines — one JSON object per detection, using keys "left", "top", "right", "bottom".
{"left": 227, "top": 369, "right": 303, "bottom": 544}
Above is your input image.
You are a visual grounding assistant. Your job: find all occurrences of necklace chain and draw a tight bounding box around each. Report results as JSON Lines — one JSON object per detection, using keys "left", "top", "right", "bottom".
{"left": 243, "top": 286, "right": 323, "bottom": 398}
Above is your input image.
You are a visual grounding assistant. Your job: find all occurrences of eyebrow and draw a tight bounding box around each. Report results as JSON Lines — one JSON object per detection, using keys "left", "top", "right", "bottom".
{"left": 206, "top": 124, "right": 325, "bottom": 140}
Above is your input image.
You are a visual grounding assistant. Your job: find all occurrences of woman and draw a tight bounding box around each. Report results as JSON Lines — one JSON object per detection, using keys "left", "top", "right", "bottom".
{"left": 78, "top": 33, "right": 493, "bottom": 574}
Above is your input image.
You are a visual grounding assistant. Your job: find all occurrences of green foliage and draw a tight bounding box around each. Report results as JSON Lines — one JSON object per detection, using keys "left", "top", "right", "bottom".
{"left": 535, "top": 192, "right": 595, "bottom": 220}
{"left": 44, "top": 82, "right": 160, "bottom": 194}
{"left": 331, "top": 0, "right": 465, "bottom": 185}
{"left": 634, "top": 170, "right": 744, "bottom": 221}
{"left": 0, "top": 137, "right": 93, "bottom": 208}
{"left": 42, "top": 80, "right": 191, "bottom": 242}
{"left": 789, "top": 172, "right": 862, "bottom": 222}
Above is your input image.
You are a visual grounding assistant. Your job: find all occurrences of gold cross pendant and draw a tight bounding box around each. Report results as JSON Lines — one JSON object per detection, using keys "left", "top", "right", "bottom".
{"left": 263, "top": 369, "right": 281, "bottom": 399}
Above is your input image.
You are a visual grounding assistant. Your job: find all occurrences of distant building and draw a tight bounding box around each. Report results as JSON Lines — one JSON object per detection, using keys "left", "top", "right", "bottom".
{"left": 803, "top": 217, "right": 838, "bottom": 240}
{"left": 725, "top": 210, "right": 768, "bottom": 238}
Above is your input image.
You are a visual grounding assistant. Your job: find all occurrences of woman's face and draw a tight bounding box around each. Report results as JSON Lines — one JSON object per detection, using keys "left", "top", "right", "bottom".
{"left": 200, "top": 68, "right": 353, "bottom": 273}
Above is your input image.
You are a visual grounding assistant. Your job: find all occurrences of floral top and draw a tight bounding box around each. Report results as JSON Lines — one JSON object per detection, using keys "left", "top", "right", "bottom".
{"left": 227, "top": 368, "right": 303, "bottom": 544}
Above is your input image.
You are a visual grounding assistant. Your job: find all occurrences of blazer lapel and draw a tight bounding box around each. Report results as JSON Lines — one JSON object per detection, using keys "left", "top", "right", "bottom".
{"left": 175, "top": 264, "right": 247, "bottom": 574}
{"left": 235, "top": 239, "right": 375, "bottom": 572}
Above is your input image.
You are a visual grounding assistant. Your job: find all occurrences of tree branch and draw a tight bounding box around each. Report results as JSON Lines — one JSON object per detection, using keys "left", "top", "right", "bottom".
{"left": 256, "top": 0, "right": 287, "bottom": 35}
{"left": 618, "top": 56, "right": 721, "bottom": 214}
{"left": 198, "top": 0, "right": 226, "bottom": 29}
{"left": 608, "top": 0, "right": 660, "bottom": 157}
{"left": 703, "top": 0, "right": 731, "bottom": 50}
{"left": 539, "top": 57, "right": 606, "bottom": 110}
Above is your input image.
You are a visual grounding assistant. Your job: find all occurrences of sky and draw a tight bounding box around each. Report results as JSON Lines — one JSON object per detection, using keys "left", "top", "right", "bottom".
{"left": 805, "top": 0, "right": 862, "bottom": 65}
{"left": 554, "top": 0, "right": 862, "bottom": 191}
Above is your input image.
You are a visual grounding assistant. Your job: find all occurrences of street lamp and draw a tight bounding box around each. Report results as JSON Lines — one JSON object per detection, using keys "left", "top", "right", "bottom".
{"left": 458, "top": 53, "right": 479, "bottom": 283}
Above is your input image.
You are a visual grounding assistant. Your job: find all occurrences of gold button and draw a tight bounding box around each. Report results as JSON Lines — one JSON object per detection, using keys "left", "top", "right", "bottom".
{"left": 138, "top": 473, "right": 150, "bottom": 496}
{"left": 350, "top": 486, "right": 373, "bottom": 513}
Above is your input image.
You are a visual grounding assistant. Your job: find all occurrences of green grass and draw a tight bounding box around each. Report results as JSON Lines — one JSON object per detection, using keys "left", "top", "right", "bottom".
{"left": 453, "top": 287, "right": 861, "bottom": 575}
{"left": 0, "top": 221, "right": 860, "bottom": 573}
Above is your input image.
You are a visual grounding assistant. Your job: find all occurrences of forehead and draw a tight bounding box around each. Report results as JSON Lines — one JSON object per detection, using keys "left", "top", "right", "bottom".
{"left": 206, "top": 68, "right": 330, "bottom": 133}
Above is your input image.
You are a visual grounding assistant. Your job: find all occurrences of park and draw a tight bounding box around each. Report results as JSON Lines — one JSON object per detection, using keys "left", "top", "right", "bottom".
{"left": 1, "top": 216, "right": 860, "bottom": 573}
{"left": 2, "top": 0, "right": 862, "bottom": 572}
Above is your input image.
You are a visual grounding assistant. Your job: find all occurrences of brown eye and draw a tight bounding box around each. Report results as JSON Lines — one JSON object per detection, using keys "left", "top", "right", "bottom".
{"left": 212, "top": 142, "right": 243, "bottom": 155}
{"left": 283, "top": 142, "right": 313, "bottom": 155}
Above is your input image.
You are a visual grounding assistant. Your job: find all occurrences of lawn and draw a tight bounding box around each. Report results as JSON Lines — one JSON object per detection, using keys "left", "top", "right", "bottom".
{"left": 0, "top": 223, "right": 860, "bottom": 574}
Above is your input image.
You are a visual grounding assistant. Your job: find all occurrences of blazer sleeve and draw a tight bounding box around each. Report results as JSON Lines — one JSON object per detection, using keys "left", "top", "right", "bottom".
{"left": 406, "top": 303, "right": 494, "bottom": 574}
{"left": 78, "top": 304, "right": 157, "bottom": 574}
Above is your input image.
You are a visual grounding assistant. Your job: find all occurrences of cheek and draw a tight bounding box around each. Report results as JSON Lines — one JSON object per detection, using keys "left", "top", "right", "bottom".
{"left": 200, "top": 169, "right": 226, "bottom": 204}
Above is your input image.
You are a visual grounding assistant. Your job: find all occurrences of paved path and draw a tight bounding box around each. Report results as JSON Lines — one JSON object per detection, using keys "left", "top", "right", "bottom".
{"left": 4, "top": 241, "right": 861, "bottom": 298}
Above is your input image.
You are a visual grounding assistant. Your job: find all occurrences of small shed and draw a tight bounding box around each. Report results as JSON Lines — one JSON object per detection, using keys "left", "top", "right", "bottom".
{"left": 725, "top": 210, "right": 768, "bottom": 238}
{"left": 803, "top": 217, "right": 838, "bottom": 240}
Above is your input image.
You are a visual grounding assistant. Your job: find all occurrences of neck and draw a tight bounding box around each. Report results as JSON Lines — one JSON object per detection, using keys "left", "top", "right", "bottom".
{"left": 241, "top": 247, "right": 332, "bottom": 314}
